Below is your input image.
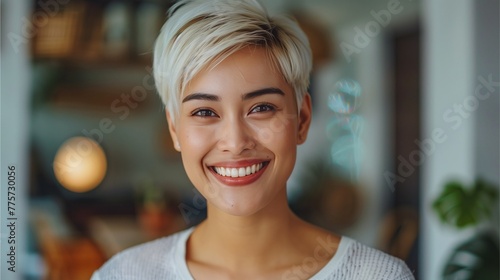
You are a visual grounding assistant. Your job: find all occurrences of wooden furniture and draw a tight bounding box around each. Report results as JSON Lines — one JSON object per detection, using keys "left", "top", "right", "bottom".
{"left": 31, "top": 208, "right": 105, "bottom": 280}
{"left": 378, "top": 207, "right": 419, "bottom": 261}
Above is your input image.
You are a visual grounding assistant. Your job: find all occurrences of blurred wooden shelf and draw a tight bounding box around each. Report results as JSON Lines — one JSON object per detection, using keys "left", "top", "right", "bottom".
{"left": 31, "top": 0, "right": 166, "bottom": 68}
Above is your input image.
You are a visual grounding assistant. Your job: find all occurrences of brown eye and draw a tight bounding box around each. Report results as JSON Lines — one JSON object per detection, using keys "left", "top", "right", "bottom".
{"left": 250, "top": 104, "right": 276, "bottom": 114}
{"left": 192, "top": 109, "right": 218, "bottom": 117}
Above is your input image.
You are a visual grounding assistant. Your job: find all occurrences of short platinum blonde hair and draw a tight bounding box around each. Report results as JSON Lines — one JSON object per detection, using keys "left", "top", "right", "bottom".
{"left": 153, "top": 0, "right": 312, "bottom": 121}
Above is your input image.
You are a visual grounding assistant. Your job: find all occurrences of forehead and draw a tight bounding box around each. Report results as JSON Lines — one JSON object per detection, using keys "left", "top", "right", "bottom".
{"left": 184, "top": 47, "right": 290, "bottom": 96}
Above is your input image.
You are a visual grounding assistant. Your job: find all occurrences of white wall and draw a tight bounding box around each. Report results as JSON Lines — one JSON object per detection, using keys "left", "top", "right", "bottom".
{"left": 421, "top": 0, "right": 478, "bottom": 279}
{"left": 475, "top": 0, "right": 500, "bottom": 235}
{"left": 473, "top": 0, "right": 500, "bottom": 187}
{"left": 1, "top": 0, "right": 32, "bottom": 279}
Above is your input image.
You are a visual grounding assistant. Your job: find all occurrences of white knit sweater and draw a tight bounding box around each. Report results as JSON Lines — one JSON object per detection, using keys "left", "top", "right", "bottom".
{"left": 91, "top": 227, "right": 415, "bottom": 280}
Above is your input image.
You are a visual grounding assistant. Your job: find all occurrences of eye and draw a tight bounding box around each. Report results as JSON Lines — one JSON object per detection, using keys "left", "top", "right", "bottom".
{"left": 250, "top": 103, "right": 277, "bottom": 114}
{"left": 191, "top": 109, "right": 219, "bottom": 117}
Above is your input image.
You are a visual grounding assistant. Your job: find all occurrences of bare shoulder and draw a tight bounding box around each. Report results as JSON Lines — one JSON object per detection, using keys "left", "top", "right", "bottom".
{"left": 298, "top": 219, "right": 342, "bottom": 251}
{"left": 292, "top": 220, "right": 342, "bottom": 263}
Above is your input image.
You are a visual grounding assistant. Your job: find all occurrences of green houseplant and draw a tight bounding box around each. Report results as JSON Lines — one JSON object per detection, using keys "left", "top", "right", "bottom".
{"left": 432, "top": 178, "right": 499, "bottom": 280}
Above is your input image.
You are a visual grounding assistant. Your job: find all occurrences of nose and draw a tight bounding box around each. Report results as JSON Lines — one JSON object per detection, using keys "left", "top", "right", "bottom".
{"left": 217, "top": 117, "right": 255, "bottom": 155}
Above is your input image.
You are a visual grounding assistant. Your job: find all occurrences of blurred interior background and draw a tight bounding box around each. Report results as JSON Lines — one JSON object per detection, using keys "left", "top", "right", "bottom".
{"left": 1, "top": 0, "right": 499, "bottom": 279}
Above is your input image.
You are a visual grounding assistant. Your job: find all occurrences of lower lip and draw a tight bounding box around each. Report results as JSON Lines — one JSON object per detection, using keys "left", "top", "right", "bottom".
{"left": 208, "top": 163, "right": 269, "bottom": 187}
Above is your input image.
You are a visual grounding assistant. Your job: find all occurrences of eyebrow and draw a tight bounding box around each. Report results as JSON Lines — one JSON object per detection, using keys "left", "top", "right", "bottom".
{"left": 182, "top": 93, "right": 219, "bottom": 103}
{"left": 182, "top": 87, "right": 285, "bottom": 103}
{"left": 242, "top": 87, "right": 285, "bottom": 100}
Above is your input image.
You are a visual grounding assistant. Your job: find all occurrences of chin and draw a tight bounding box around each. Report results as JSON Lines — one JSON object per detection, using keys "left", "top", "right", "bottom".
{"left": 196, "top": 174, "right": 287, "bottom": 217}
{"left": 211, "top": 194, "right": 271, "bottom": 217}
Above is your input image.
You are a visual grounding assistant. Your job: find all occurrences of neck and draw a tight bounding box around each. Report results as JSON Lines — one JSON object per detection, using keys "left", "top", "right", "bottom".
{"left": 188, "top": 188, "right": 304, "bottom": 270}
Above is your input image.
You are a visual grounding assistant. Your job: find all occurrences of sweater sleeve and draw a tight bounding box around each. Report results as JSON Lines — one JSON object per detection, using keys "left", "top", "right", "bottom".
{"left": 394, "top": 259, "right": 415, "bottom": 280}
{"left": 88, "top": 229, "right": 193, "bottom": 280}
{"left": 316, "top": 237, "right": 416, "bottom": 280}
{"left": 90, "top": 271, "right": 100, "bottom": 280}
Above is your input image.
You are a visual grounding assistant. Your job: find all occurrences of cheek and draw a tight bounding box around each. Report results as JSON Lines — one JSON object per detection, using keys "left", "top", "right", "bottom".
{"left": 178, "top": 127, "right": 214, "bottom": 177}
{"left": 179, "top": 126, "right": 213, "bottom": 151}
{"left": 254, "top": 116, "right": 298, "bottom": 148}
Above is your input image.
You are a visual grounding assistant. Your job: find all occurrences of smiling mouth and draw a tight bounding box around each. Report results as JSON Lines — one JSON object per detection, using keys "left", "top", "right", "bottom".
{"left": 209, "top": 161, "right": 270, "bottom": 178}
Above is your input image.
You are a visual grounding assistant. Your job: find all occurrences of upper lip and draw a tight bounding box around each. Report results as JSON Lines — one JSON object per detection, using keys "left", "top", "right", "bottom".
{"left": 208, "top": 159, "right": 270, "bottom": 168}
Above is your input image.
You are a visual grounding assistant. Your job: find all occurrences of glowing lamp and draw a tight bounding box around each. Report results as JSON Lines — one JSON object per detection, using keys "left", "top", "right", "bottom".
{"left": 53, "top": 137, "right": 107, "bottom": 193}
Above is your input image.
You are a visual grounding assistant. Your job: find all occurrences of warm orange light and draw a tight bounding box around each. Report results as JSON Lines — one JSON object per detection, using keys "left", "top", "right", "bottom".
{"left": 53, "top": 137, "right": 107, "bottom": 193}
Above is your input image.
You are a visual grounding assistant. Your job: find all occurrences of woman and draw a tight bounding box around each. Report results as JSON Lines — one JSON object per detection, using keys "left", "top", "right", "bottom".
{"left": 92, "top": 0, "right": 415, "bottom": 279}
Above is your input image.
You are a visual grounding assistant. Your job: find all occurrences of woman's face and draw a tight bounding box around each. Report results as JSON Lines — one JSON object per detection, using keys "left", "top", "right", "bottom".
{"left": 167, "top": 47, "right": 312, "bottom": 216}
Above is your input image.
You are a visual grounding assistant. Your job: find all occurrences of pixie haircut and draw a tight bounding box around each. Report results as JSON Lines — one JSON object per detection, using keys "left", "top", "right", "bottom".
{"left": 153, "top": 0, "right": 312, "bottom": 121}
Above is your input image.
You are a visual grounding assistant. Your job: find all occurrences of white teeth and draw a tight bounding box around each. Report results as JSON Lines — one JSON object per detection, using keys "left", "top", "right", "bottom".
{"left": 255, "top": 163, "right": 262, "bottom": 172}
{"left": 231, "top": 168, "right": 238, "bottom": 177}
{"left": 213, "top": 163, "right": 266, "bottom": 177}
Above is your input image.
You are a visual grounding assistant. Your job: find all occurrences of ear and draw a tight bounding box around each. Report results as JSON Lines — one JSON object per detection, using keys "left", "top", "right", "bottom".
{"left": 297, "top": 93, "right": 312, "bottom": 145}
{"left": 166, "top": 111, "right": 181, "bottom": 151}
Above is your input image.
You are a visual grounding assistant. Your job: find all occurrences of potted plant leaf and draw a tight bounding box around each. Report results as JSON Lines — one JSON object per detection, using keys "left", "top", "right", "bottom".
{"left": 432, "top": 178, "right": 499, "bottom": 280}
